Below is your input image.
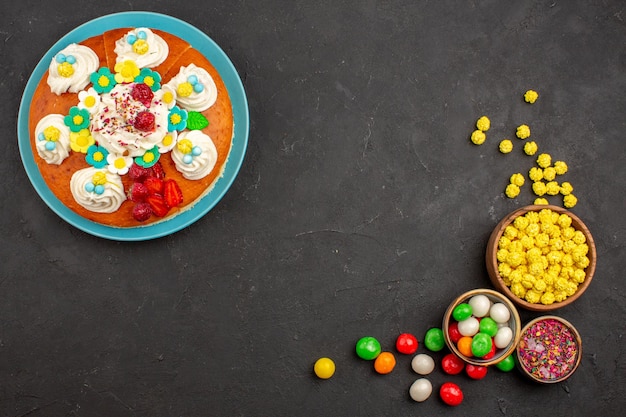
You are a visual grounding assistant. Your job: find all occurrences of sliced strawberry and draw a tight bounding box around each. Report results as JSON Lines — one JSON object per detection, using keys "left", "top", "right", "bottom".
{"left": 132, "top": 202, "right": 152, "bottom": 222}
{"left": 134, "top": 111, "right": 155, "bottom": 132}
{"left": 127, "top": 182, "right": 149, "bottom": 202}
{"left": 146, "top": 194, "right": 169, "bottom": 217}
{"left": 164, "top": 179, "right": 183, "bottom": 208}
{"left": 128, "top": 163, "right": 151, "bottom": 182}
{"left": 143, "top": 177, "right": 164, "bottom": 195}
{"left": 131, "top": 82, "right": 154, "bottom": 107}
{"left": 150, "top": 161, "right": 166, "bottom": 180}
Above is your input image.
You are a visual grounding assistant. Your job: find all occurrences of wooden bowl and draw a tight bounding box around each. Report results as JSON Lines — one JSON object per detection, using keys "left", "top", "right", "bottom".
{"left": 486, "top": 205, "right": 596, "bottom": 311}
{"left": 442, "top": 289, "right": 521, "bottom": 367}
{"left": 516, "top": 315, "right": 582, "bottom": 383}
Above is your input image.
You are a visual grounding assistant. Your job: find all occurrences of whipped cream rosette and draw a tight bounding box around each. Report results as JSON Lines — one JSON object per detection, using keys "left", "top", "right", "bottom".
{"left": 70, "top": 167, "right": 126, "bottom": 213}
{"left": 114, "top": 28, "right": 169, "bottom": 69}
{"left": 34, "top": 114, "right": 72, "bottom": 165}
{"left": 164, "top": 64, "right": 217, "bottom": 112}
{"left": 171, "top": 130, "right": 218, "bottom": 180}
{"left": 47, "top": 43, "right": 99, "bottom": 95}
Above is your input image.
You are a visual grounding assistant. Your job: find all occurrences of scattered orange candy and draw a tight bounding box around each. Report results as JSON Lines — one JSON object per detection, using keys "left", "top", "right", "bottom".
{"left": 374, "top": 351, "right": 396, "bottom": 374}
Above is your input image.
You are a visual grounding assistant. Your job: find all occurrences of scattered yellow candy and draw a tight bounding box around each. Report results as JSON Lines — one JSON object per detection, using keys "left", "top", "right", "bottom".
{"left": 543, "top": 167, "right": 556, "bottom": 181}
{"left": 529, "top": 167, "right": 543, "bottom": 182}
{"left": 314, "top": 357, "right": 336, "bottom": 379}
{"left": 523, "top": 141, "right": 538, "bottom": 156}
{"left": 505, "top": 183, "right": 521, "bottom": 198}
{"left": 534, "top": 198, "right": 549, "bottom": 205}
{"left": 536, "top": 153, "right": 552, "bottom": 168}
{"left": 476, "top": 116, "right": 491, "bottom": 132}
{"left": 560, "top": 182, "right": 574, "bottom": 195}
{"left": 564, "top": 194, "right": 578, "bottom": 208}
{"left": 516, "top": 124, "right": 531, "bottom": 139}
{"left": 524, "top": 90, "right": 539, "bottom": 104}
{"left": 499, "top": 139, "right": 513, "bottom": 153}
{"left": 546, "top": 181, "right": 561, "bottom": 195}
{"left": 554, "top": 161, "right": 568, "bottom": 175}
{"left": 532, "top": 181, "right": 547, "bottom": 196}
{"left": 471, "top": 130, "right": 486, "bottom": 145}
{"left": 510, "top": 173, "right": 525, "bottom": 187}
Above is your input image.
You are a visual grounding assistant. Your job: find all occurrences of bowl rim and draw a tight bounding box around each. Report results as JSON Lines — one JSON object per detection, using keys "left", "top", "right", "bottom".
{"left": 442, "top": 288, "right": 522, "bottom": 366}
{"left": 516, "top": 315, "right": 583, "bottom": 383}
{"left": 486, "top": 205, "right": 597, "bottom": 311}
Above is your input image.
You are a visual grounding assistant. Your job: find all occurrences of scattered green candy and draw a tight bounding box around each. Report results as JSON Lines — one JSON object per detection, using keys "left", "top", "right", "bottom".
{"left": 424, "top": 328, "right": 445, "bottom": 352}
{"left": 471, "top": 332, "right": 493, "bottom": 357}
{"left": 496, "top": 354, "right": 516, "bottom": 372}
{"left": 452, "top": 303, "right": 473, "bottom": 321}
{"left": 355, "top": 336, "right": 381, "bottom": 360}
{"left": 479, "top": 317, "right": 498, "bottom": 337}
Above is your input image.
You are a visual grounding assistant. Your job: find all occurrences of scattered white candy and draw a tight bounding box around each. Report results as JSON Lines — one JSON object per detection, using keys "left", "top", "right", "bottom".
{"left": 494, "top": 326, "right": 514, "bottom": 349}
{"left": 409, "top": 378, "right": 433, "bottom": 402}
{"left": 489, "top": 302, "right": 511, "bottom": 324}
{"left": 457, "top": 317, "right": 480, "bottom": 337}
{"left": 411, "top": 353, "right": 435, "bottom": 375}
{"left": 468, "top": 294, "right": 491, "bottom": 317}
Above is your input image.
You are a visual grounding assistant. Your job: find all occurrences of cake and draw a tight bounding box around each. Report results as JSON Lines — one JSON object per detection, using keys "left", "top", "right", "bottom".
{"left": 28, "top": 27, "right": 234, "bottom": 227}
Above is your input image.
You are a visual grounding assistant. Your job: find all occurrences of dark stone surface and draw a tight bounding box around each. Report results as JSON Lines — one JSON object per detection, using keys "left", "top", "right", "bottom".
{"left": 1, "top": 1, "right": 624, "bottom": 416}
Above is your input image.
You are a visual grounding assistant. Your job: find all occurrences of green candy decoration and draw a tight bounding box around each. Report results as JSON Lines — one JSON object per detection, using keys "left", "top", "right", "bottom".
{"left": 424, "top": 328, "right": 445, "bottom": 352}
{"left": 355, "top": 336, "right": 381, "bottom": 360}
{"left": 186, "top": 111, "right": 209, "bottom": 130}
{"left": 471, "top": 332, "right": 493, "bottom": 357}
{"left": 452, "top": 303, "right": 473, "bottom": 321}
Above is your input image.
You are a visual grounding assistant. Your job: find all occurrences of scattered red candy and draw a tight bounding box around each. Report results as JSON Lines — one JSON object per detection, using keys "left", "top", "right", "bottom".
{"left": 164, "top": 179, "right": 183, "bottom": 208}
{"left": 465, "top": 364, "right": 488, "bottom": 380}
{"left": 482, "top": 340, "right": 497, "bottom": 360}
{"left": 146, "top": 194, "right": 169, "bottom": 217}
{"left": 396, "top": 333, "right": 418, "bottom": 355}
{"left": 131, "top": 82, "right": 154, "bottom": 107}
{"left": 440, "top": 382, "right": 463, "bottom": 406}
{"left": 134, "top": 111, "right": 155, "bottom": 132}
{"left": 131, "top": 202, "right": 152, "bottom": 222}
{"left": 127, "top": 182, "right": 149, "bottom": 202}
{"left": 441, "top": 353, "right": 465, "bottom": 375}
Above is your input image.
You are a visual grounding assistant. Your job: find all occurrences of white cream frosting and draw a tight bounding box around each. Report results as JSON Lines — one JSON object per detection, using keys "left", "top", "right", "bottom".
{"left": 114, "top": 28, "right": 169, "bottom": 68}
{"left": 34, "top": 114, "right": 72, "bottom": 165}
{"left": 47, "top": 43, "right": 99, "bottom": 95}
{"left": 171, "top": 130, "right": 218, "bottom": 180}
{"left": 90, "top": 83, "right": 170, "bottom": 157}
{"left": 164, "top": 64, "right": 217, "bottom": 112}
{"left": 70, "top": 167, "right": 126, "bottom": 213}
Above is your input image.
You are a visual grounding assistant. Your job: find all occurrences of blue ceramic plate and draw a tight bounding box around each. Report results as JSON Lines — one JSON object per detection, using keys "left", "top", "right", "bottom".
{"left": 17, "top": 12, "right": 249, "bottom": 241}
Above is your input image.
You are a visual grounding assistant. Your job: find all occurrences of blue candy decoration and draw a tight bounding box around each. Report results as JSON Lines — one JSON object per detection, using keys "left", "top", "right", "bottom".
{"left": 137, "top": 30, "right": 147, "bottom": 40}
{"left": 183, "top": 154, "right": 193, "bottom": 164}
{"left": 38, "top": 133, "right": 45, "bottom": 141}
{"left": 85, "top": 183, "right": 95, "bottom": 192}
{"left": 191, "top": 146, "right": 202, "bottom": 156}
{"left": 193, "top": 83, "right": 204, "bottom": 93}
{"left": 187, "top": 75, "right": 198, "bottom": 85}
{"left": 127, "top": 34, "right": 137, "bottom": 45}
{"left": 94, "top": 185, "right": 105, "bottom": 195}
{"left": 55, "top": 53, "right": 66, "bottom": 63}
{"left": 45, "top": 141, "right": 56, "bottom": 151}
{"left": 66, "top": 55, "right": 76, "bottom": 65}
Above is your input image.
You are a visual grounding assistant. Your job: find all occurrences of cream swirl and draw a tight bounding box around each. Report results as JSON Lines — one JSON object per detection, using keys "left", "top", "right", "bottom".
{"left": 165, "top": 64, "right": 217, "bottom": 112}
{"left": 70, "top": 167, "right": 126, "bottom": 213}
{"left": 90, "top": 83, "right": 170, "bottom": 157}
{"left": 171, "top": 130, "right": 218, "bottom": 180}
{"left": 47, "top": 43, "right": 99, "bottom": 95}
{"left": 34, "top": 114, "right": 72, "bottom": 165}
{"left": 114, "top": 28, "right": 169, "bottom": 68}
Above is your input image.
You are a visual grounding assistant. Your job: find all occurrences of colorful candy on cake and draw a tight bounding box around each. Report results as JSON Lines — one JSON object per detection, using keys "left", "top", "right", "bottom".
{"left": 29, "top": 27, "right": 234, "bottom": 227}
